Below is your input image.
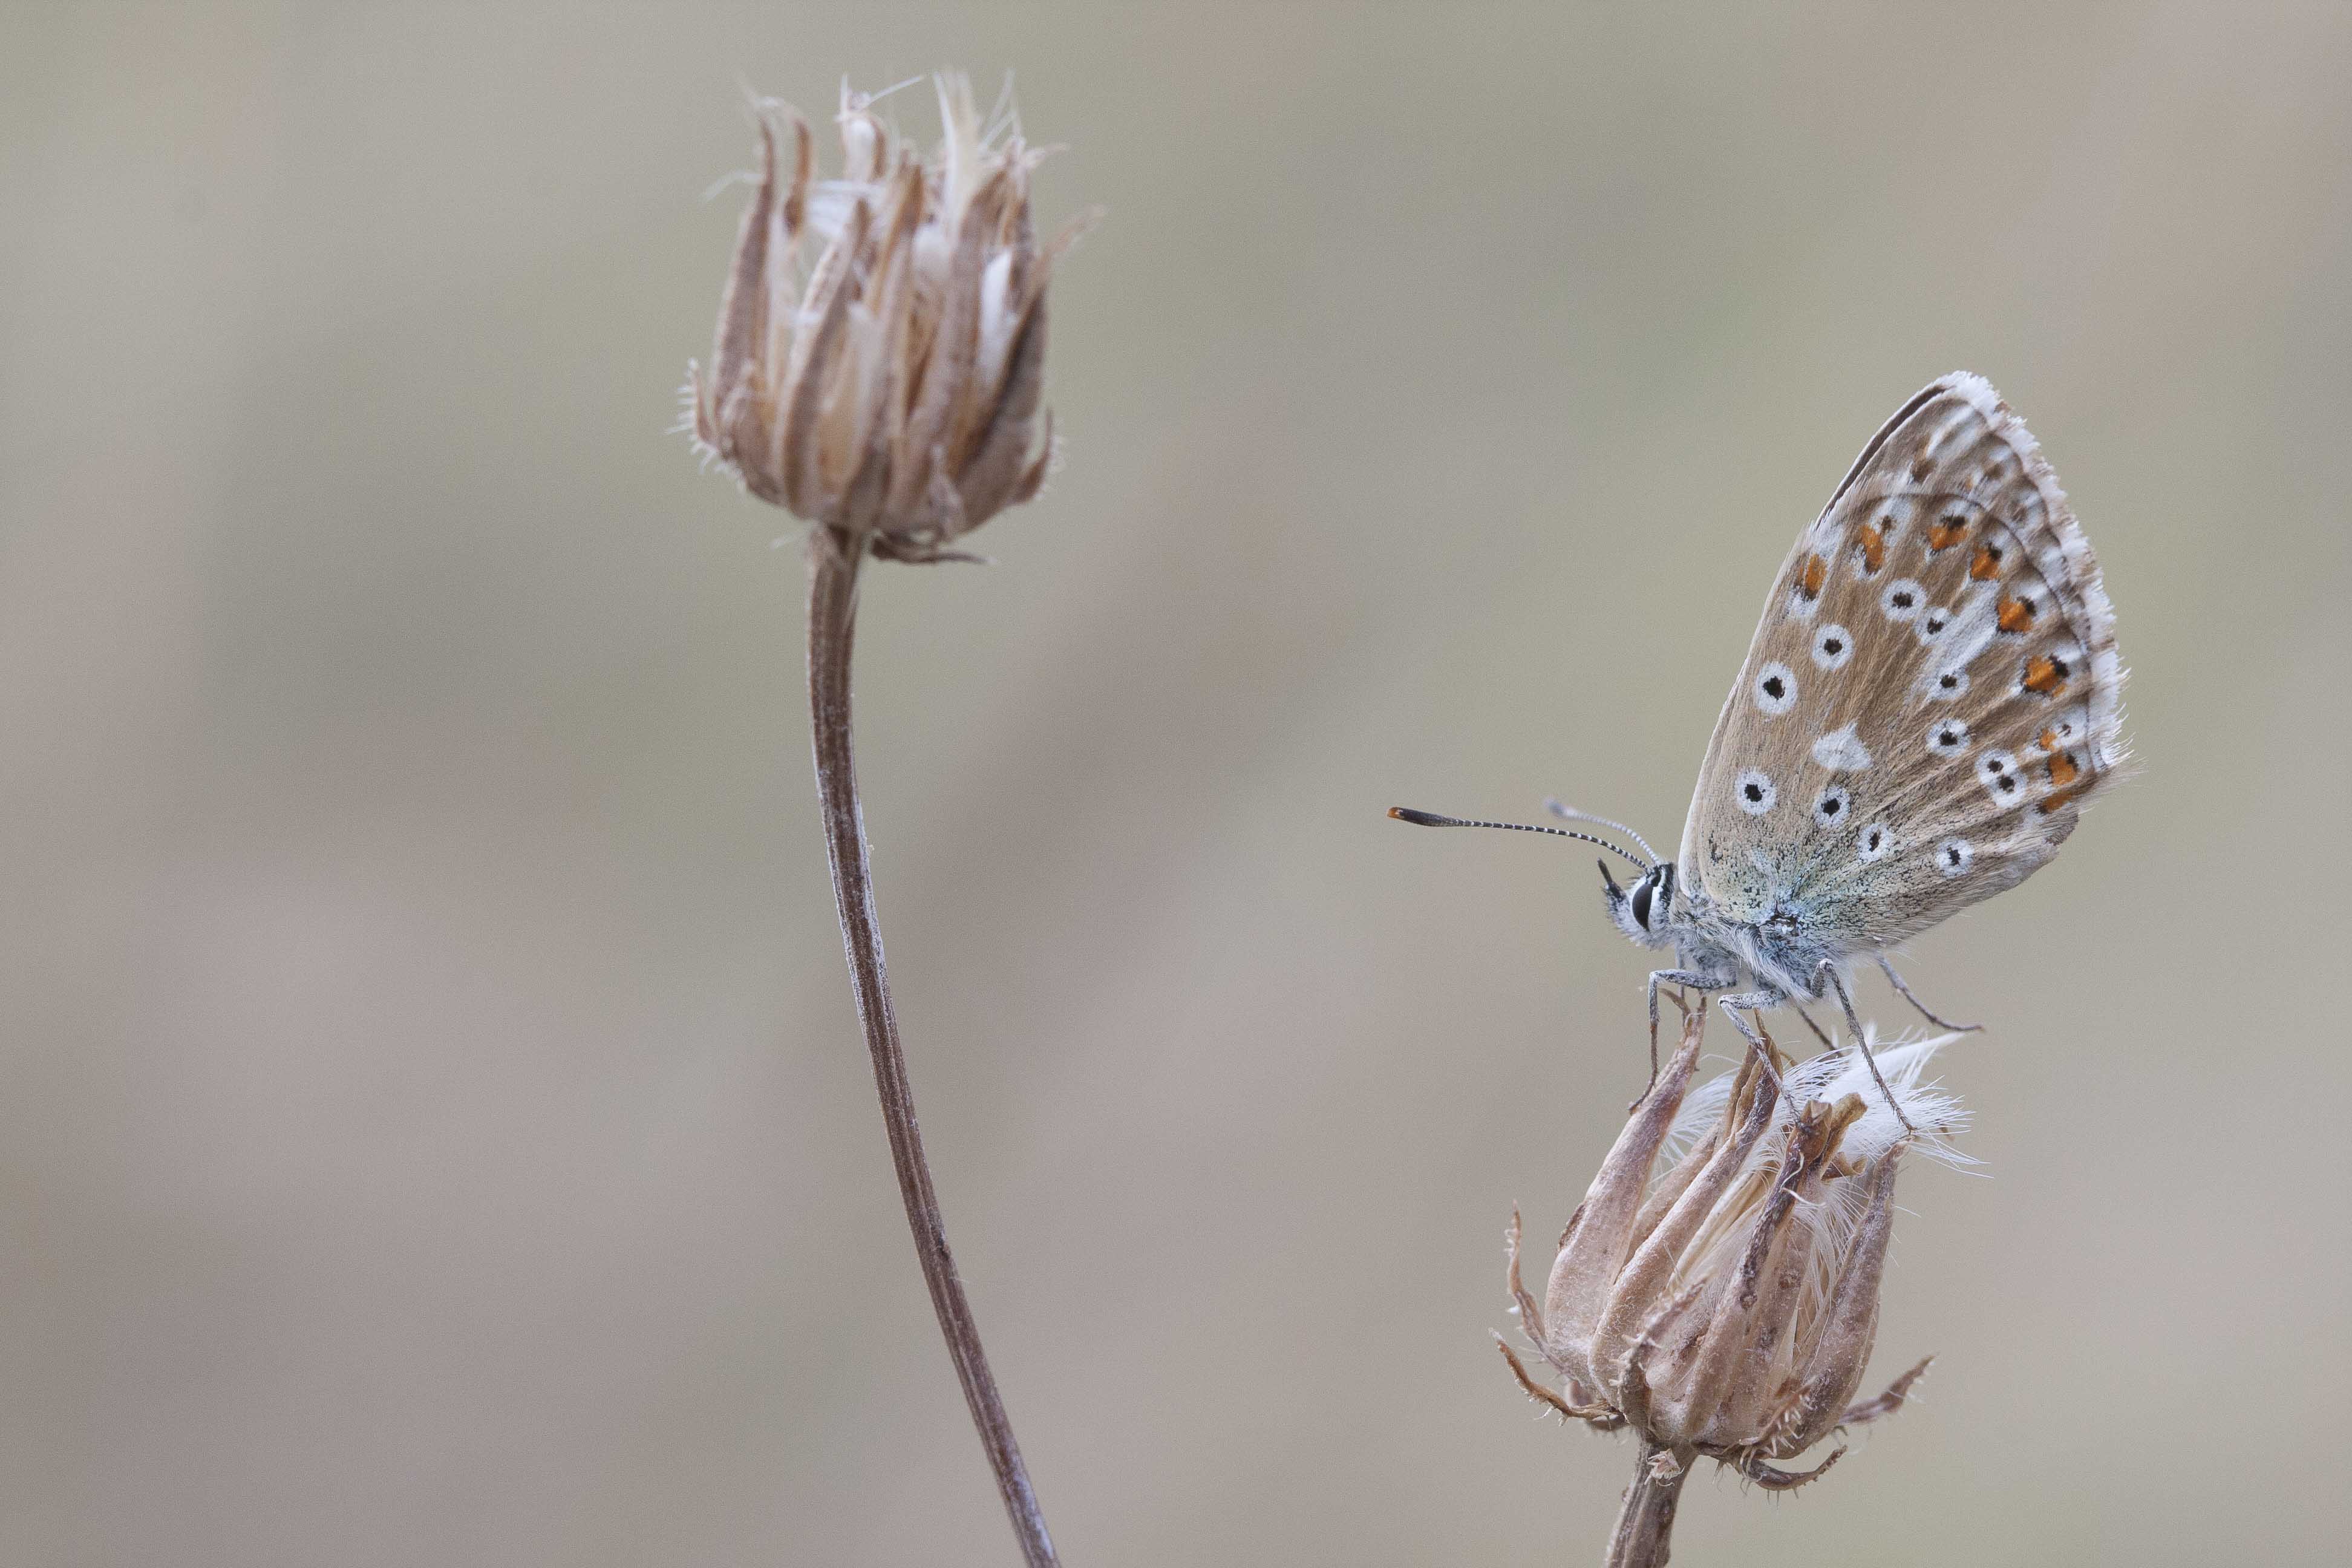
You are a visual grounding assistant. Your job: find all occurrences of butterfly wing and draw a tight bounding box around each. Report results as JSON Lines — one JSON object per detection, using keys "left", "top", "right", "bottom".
{"left": 1675, "top": 373, "right": 2125, "bottom": 960}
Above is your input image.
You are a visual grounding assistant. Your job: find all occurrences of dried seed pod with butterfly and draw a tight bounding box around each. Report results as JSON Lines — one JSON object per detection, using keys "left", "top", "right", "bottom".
{"left": 1396, "top": 374, "right": 2126, "bottom": 1120}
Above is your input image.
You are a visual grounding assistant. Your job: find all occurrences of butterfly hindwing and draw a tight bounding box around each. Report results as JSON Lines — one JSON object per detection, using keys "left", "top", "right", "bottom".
{"left": 1676, "top": 374, "right": 2125, "bottom": 955}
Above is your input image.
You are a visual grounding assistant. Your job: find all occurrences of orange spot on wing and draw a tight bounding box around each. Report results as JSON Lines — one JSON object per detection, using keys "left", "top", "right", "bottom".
{"left": 2045, "top": 751, "right": 2080, "bottom": 789}
{"left": 2037, "top": 787, "right": 2079, "bottom": 815}
{"left": 1855, "top": 524, "right": 1886, "bottom": 573}
{"left": 1927, "top": 518, "right": 1968, "bottom": 551}
{"left": 1798, "top": 554, "right": 1826, "bottom": 599}
{"left": 1970, "top": 543, "right": 2004, "bottom": 581}
{"left": 2022, "top": 654, "right": 2068, "bottom": 696}
{"left": 2036, "top": 727, "right": 2061, "bottom": 751}
{"left": 1997, "top": 595, "right": 2035, "bottom": 633}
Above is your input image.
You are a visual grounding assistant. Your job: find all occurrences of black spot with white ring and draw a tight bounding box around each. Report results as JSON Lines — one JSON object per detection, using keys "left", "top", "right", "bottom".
{"left": 1936, "top": 837, "right": 1975, "bottom": 878}
{"left": 1977, "top": 749, "right": 2021, "bottom": 800}
{"left": 1753, "top": 661, "right": 1797, "bottom": 716}
{"left": 1812, "top": 625, "right": 1854, "bottom": 671}
{"left": 1929, "top": 668, "right": 1969, "bottom": 701}
{"left": 1881, "top": 579, "right": 1924, "bottom": 622}
{"left": 1857, "top": 822, "right": 1893, "bottom": 862}
{"left": 1735, "top": 768, "right": 1777, "bottom": 815}
{"left": 1929, "top": 720, "right": 1970, "bottom": 757}
{"left": 1812, "top": 785, "right": 1852, "bottom": 829}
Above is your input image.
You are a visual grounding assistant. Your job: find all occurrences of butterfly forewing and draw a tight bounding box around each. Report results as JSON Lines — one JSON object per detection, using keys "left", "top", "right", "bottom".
{"left": 1677, "top": 374, "right": 2125, "bottom": 952}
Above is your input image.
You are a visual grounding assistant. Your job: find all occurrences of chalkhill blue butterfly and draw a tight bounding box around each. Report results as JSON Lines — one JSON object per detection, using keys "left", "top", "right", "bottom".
{"left": 1396, "top": 374, "right": 2126, "bottom": 1123}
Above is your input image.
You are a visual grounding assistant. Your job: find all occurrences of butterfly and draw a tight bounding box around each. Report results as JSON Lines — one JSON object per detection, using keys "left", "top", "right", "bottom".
{"left": 1395, "top": 374, "right": 2125, "bottom": 1123}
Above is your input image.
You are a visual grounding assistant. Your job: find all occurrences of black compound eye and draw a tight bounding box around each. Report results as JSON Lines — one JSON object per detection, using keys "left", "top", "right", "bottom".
{"left": 1630, "top": 879, "right": 1654, "bottom": 930}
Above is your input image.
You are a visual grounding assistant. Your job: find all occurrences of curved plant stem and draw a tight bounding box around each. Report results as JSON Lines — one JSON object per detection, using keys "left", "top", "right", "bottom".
{"left": 805, "top": 543, "right": 1060, "bottom": 1568}
{"left": 1606, "top": 1441, "right": 1691, "bottom": 1568}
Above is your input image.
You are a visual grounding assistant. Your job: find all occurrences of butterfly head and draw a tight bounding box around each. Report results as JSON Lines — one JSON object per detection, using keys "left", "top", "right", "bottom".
{"left": 1601, "top": 858, "right": 1680, "bottom": 949}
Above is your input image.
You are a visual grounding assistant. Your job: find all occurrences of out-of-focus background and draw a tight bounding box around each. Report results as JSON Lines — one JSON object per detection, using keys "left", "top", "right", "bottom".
{"left": 4, "top": 4, "right": 2347, "bottom": 1564}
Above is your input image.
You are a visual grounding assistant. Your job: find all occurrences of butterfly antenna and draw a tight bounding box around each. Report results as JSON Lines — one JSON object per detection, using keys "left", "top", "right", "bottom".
{"left": 1388, "top": 807, "right": 1650, "bottom": 872}
{"left": 1541, "top": 799, "right": 1660, "bottom": 867}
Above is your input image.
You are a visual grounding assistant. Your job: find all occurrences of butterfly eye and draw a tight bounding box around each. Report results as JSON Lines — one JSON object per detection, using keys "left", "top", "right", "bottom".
{"left": 1629, "top": 878, "right": 1654, "bottom": 930}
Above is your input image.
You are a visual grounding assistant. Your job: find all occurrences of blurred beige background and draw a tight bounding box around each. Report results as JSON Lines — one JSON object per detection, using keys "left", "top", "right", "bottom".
{"left": 4, "top": 3, "right": 2348, "bottom": 1564}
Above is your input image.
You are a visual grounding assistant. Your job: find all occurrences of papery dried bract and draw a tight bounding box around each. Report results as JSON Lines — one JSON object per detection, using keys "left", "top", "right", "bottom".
{"left": 688, "top": 75, "right": 1083, "bottom": 560}
{"left": 1501, "top": 1011, "right": 1952, "bottom": 1489}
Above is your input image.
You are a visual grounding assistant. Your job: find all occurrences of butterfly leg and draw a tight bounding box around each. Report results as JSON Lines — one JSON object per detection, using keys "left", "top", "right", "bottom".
{"left": 1713, "top": 990, "right": 1792, "bottom": 1100}
{"left": 1821, "top": 965, "right": 1918, "bottom": 1135}
{"left": 1648, "top": 965, "right": 1733, "bottom": 1093}
{"left": 1877, "top": 955, "right": 1984, "bottom": 1033}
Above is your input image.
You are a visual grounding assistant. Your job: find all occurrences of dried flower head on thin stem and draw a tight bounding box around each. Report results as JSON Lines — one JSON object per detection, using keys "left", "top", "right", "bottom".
{"left": 686, "top": 74, "right": 1088, "bottom": 561}
{"left": 1501, "top": 1007, "right": 1962, "bottom": 1523}
{"left": 681, "top": 71, "right": 1091, "bottom": 1568}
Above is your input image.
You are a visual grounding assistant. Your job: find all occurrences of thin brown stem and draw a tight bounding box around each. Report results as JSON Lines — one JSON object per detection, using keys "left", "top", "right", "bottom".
{"left": 1606, "top": 1441, "right": 1692, "bottom": 1568}
{"left": 805, "top": 543, "right": 1059, "bottom": 1568}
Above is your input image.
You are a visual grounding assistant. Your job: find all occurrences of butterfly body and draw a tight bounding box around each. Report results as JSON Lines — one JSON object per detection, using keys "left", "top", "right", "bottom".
{"left": 1606, "top": 867, "right": 1832, "bottom": 999}
{"left": 1602, "top": 373, "right": 2125, "bottom": 1057}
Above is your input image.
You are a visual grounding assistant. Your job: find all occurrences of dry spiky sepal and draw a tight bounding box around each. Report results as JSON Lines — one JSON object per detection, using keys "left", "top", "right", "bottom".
{"left": 1700, "top": 1097, "right": 1867, "bottom": 1445}
{"left": 1708, "top": 1185, "right": 1822, "bottom": 1446}
{"left": 1543, "top": 1022, "right": 1702, "bottom": 1385}
{"left": 886, "top": 165, "right": 1007, "bottom": 521}
{"left": 1505, "top": 1206, "right": 1548, "bottom": 1352}
{"left": 778, "top": 207, "right": 862, "bottom": 518}
{"left": 1705, "top": 1095, "right": 1863, "bottom": 1441}
{"left": 1613, "top": 1331, "right": 1661, "bottom": 1439}
{"left": 1621, "top": 1053, "right": 1752, "bottom": 1256}
{"left": 1647, "top": 1178, "right": 1800, "bottom": 1445}
{"left": 1837, "top": 1354, "right": 1934, "bottom": 1430}
{"left": 955, "top": 289, "right": 1050, "bottom": 525}
{"left": 1497, "top": 1338, "right": 1620, "bottom": 1430}
{"left": 1009, "top": 407, "right": 1055, "bottom": 509}
{"left": 1736, "top": 1442, "right": 1846, "bottom": 1492}
{"left": 1591, "top": 1054, "right": 1779, "bottom": 1397}
{"left": 836, "top": 91, "right": 889, "bottom": 185}
{"left": 1771, "top": 1146, "right": 1906, "bottom": 1455}
{"left": 708, "top": 114, "right": 792, "bottom": 414}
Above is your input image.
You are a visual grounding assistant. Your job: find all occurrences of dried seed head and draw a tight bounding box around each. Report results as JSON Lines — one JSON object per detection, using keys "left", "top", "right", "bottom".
{"left": 685, "top": 74, "right": 1090, "bottom": 560}
{"left": 1501, "top": 1010, "right": 1962, "bottom": 1489}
